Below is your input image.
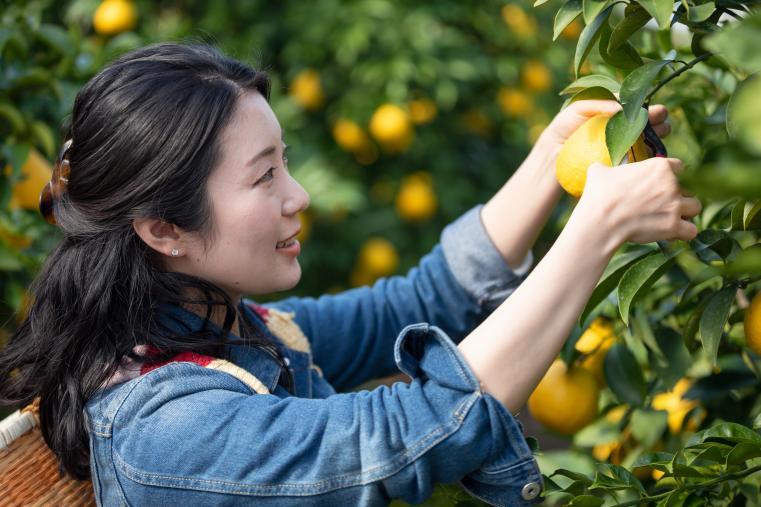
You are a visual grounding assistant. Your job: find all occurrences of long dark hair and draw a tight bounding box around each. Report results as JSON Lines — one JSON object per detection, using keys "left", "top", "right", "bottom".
{"left": 0, "top": 43, "right": 292, "bottom": 479}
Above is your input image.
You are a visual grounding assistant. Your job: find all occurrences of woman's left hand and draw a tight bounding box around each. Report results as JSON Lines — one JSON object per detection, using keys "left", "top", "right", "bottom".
{"left": 538, "top": 99, "right": 671, "bottom": 150}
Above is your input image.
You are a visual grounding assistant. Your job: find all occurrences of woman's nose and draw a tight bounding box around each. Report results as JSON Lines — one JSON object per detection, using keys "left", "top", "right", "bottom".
{"left": 283, "top": 174, "right": 310, "bottom": 216}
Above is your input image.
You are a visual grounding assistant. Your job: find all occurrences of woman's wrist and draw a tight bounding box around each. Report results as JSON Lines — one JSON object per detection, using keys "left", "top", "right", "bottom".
{"left": 568, "top": 195, "right": 625, "bottom": 260}
{"left": 520, "top": 134, "right": 564, "bottom": 197}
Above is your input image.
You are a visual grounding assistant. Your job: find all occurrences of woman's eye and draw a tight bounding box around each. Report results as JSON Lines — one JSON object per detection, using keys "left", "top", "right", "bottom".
{"left": 256, "top": 167, "right": 276, "bottom": 185}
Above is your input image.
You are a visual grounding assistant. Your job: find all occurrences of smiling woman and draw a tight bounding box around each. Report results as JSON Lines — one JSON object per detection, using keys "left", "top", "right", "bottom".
{"left": 0, "top": 42, "right": 701, "bottom": 507}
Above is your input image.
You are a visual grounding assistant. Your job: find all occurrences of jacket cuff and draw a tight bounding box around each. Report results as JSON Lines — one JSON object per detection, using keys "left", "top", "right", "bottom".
{"left": 441, "top": 205, "right": 533, "bottom": 313}
{"left": 394, "top": 324, "right": 544, "bottom": 506}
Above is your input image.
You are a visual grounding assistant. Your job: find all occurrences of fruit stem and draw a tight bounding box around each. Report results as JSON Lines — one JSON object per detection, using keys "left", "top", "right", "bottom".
{"left": 645, "top": 53, "right": 713, "bottom": 105}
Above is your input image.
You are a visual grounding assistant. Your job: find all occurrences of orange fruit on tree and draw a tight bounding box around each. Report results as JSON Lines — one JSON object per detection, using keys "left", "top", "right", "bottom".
{"left": 576, "top": 318, "right": 617, "bottom": 385}
{"left": 332, "top": 119, "right": 369, "bottom": 152}
{"left": 395, "top": 172, "right": 437, "bottom": 222}
{"left": 560, "top": 19, "right": 583, "bottom": 40}
{"left": 556, "top": 114, "right": 650, "bottom": 198}
{"left": 744, "top": 292, "right": 761, "bottom": 355}
{"left": 369, "top": 104, "right": 413, "bottom": 153}
{"left": 497, "top": 87, "right": 533, "bottom": 118}
{"left": 407, "top": 98, "right": 437, "bottom": 125}
{"left": 5, "top": 149, "right": 52, "bottom": 211}
{"left": 289, "top": 69, "right": 325, "bottom": 111}
{"left": 521, "top": 60, "right": 553, "bottom": 93}
{"left": 93, "top": 0, "right": 137, "bottom": 36}
{"left": 651, "top": 378, "right": 701, "bottom": 434}
{"left": 528, "top": 358, "right": 600, "bottom": 435}
{"left": 358, "top": 237, "right": 399, "bottom": 277}
{"left": 501, "top": 4, "right": 538, "bottom": 38}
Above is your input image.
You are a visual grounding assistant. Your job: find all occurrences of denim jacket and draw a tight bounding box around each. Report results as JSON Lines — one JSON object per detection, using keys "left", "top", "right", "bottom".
{"left": 84, "top": 205, "right": 544, "bottom": 506}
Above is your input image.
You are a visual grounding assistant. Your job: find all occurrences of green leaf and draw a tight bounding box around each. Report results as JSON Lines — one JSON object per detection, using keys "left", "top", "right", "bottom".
{"left": 598, "top": 20, "right": 644, "bottom": 71}
{"left": 744, "top": 201, "right": 761, "bottom": 230}
{"left": 609, "top": 3, "right": 652, "bottom": 50}
{"left": 574, "top": 5, "right": 615, "bottom": 77}
{"left": 551, "top": 468, "right": 595, "bottom": 483}
{"left": 605, "top": 109, "right": 648, "bottom": 166}
{"left": 698, "top": 286, "right": 736, "bottom": 365}
{"left": 726, "top": 73, "right": 761, "bottom": 156}
{"left": 687, "top": 2, "right": 716, "bottom": 22}
{"left": 568, "top": 495, "right": 604, "bottom": 507}
{"left": 0, "top": 242, "right": 23, "bottom": 271}
{"left": 560, "top": 74, "right": 621, "bottom": 96}
{"left": 683, "top": 295, "right": 712, "bottom": 348}
{"left": 619, "top": 60, "right": 672, "bottom": 121}
{"left": 630, "top": 409, "right": 668, "bottom": 447}
{"left": 702, "top": 12, "right": 761, "bottom": 74}
{"left": 617, "top": 250, "right": 680, "bottom": 325}
{"left": 554, "top": 0, "right": 583, "bottom": 41}
{"left": 534, "top": 0, "right": 554, "bottom": 6}
{"left": 724, "top": 244, "right": 761, "bottom": 277}
{"left": 726, "top": 442, "right": 761, "bottom": 465}
{"left": 652, "top": 326, "right": 692, "bottom": 388}
{"left": 592, "top": 464, "right": 646, "bottom": 493}
{"left": 690, "top": 230, "right": 741, "bottom": 264}
{"left": 583, "top": 0, "right": 609, "bottom": 24}
{"left": 604, "top": 343, "right": 647, "bottom": 406}
{"left": 700, "top": 422, "right": 761, "bottom": 444}
{"left": 566, "top": 86, "right": 619, "bottom": 106}
{"left": 580, "top": 246, "right": 656, "bottom": 325}
{"left": 631, "top": 308, "right": 663, "bottom": 359}
{"left": 632, "top": 451, "right": 673, "bottom": 469}
{"left": 638, "top": 0, "right": 675, "bottom": 29}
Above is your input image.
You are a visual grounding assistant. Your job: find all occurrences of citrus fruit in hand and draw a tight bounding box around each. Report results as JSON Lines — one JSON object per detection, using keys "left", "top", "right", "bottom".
{"left": 744, "top": 292, "right": 761, "bottom": 355}
{"left": 527, "top": 358, "right": 600, "bottom": 435}
{"left": 93, "top": 0, "right": 137, "bottom": 36}
{"left": 555, "top": 114, "right": 650, "bottom": 198}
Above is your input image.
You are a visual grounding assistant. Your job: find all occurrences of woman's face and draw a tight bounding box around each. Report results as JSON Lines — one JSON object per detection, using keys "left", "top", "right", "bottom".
{"left": 180, "top": 91, "right": 310, "bottom": 299}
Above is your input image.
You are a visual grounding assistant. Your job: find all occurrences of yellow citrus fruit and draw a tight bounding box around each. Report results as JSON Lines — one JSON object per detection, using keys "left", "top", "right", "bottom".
{"left": 332, "top": 119, "right": 369, "bottom": 152}
{"left": 5, "top": 149, "right": 52, "bottom": 210}
{"left": 592, "top": 439, "right": 623, "bottom": 463}
{"left": 575, "top": 318, "right": 616, "bottom": 354}
{"left": 93, "top": 0, "right": 137, "bottom": 36}
{"left": 289, "top": 69, "right": 325, "bottom": 111}
{"left": 462, "top": 109, "right": 492, "bottom": 137}
{"left": 358, "top": 238, "right": 399, "bottom": 277}
{"left": 528, "top": 359, "right": 600, "bottom": 435}
{"left": 407, "top": 98, "right": 437, "bottom": 125}
{"left": 369, "top": 104, "right": 413, "bottom": 153}
{"left": 560, "top": 19, "right": 583, "bottom": 40}
{"left": 521, "top": 60, "right": 553, "bottom": 93}
{"left": 501, "top": 5, "right": 538, "bottom": 38}
{"left": 652, "top": 469, "right": 666, "bottom": 481}
{"left": 556, "top": 114, "right": 650, "bottom": 198}
{"left": 604, "top": 405, "right": 628, "bottom": 423}
{"left": 652, "top": 378, "right": 699, "bottom": 434}
{"left": 497, "top": 87, "right": 533, "bottom": 118}
{"left": 395, "top": 172, "right": 437, "bottom": 222}
{"left": 744, "top": 292, "right": 761, "bottom": 355}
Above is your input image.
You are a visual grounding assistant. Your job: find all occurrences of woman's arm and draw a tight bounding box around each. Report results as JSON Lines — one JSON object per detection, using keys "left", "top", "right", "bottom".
{"left": 460, "top": 156, "right": 701, "bottom": 413}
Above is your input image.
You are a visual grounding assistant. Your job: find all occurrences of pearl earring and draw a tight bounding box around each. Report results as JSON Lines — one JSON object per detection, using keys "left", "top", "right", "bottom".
{"left": 170, "top": 248, "right": 179, "bottom": 257}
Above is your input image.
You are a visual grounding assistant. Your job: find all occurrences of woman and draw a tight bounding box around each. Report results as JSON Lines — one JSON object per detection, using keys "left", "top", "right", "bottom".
{"left": 0, "top": 43, "right": 699, "bottom": 506}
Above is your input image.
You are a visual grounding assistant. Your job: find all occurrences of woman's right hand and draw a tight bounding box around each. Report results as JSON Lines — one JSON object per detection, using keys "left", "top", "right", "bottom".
{"left": 578, "top": 157, "right": 702, "bottom": 247}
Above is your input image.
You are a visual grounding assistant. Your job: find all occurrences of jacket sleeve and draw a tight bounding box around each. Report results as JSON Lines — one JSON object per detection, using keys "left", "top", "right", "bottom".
{"left": 270, "top": 205, "right": 533, "bottom": 390}
{"left": 110, "top": 324, "right": 544, "bottom": 506}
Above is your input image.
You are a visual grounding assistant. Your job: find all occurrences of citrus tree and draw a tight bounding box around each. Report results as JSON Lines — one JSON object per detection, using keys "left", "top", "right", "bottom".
{"left": 521, "top": 0, "right": 761, "bottom": 504}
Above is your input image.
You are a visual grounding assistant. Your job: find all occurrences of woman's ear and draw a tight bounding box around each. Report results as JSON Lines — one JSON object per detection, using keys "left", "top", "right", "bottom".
{"left": 132, "top": 217, "right": 183, "bottom": 258}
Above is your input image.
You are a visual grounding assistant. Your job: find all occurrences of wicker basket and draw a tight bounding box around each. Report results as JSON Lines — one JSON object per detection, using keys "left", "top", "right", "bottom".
{"left": 0, "top": 401, "right": 95, "bottom": 506}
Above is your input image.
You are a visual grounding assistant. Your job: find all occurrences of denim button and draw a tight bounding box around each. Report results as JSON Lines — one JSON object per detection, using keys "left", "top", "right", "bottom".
{"left": 521, "top": 481, "right": 541, "bottom": 500}
{"left": 284, "top": 357, "right": 290, "bottom": 366}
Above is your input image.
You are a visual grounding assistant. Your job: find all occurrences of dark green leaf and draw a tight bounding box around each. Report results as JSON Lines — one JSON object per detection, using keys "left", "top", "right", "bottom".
{"left": 609, "top": 3, "right": 652, "bottom": 50}
{"left": 638, "top": 0, "right": 675, "bottom": 28}
{"left": 617, "top": 250, "right": 680, "bottom": 325}
{"left": 683, "top": 295, "right": 712, "bottom": 348}
{"left": 604, "top": 343, "right": 647, "bottom": 406}
{"left": 724, "top": 244, "right": 761, "bottom": 277}
{"left": 744, "top": 201, "right": 761, "bottom": 230}
{"left": 580, "top": 246, "right": 656, "bottom": 325}
{"left": 652, "top": 326, "right": 692, "bottom": 387}
{"left": 591, "top": 464, "right": 646, "bottom": 493}
{"left": 551, "top": 468, "right": 594, "bottom": 483}
{"left": 568, "top": 495, "right": 604, "bottom": 507}
{"left": 731, "top": 199, "right": 746, "bottom": 231}
{"left": 583, "top": 0, "right": 609, "bottom": 24}
{"left": 631, "top": 308, "right": 663, "bottom": 359}
{"left": 560, "top": 74, "right": 621, "bottom": 95}
{"left": 726, "top": 441, "right": 761, "bottom": 465}
{"left": 605, "top": 109, "right": 648, "bottom": 165}
{"left": 699, "top": 422, "right": 761, "bottom": 444}
{"left": 687, "top": 2, "right": 716, "bottom": 22}
{"left": 554, "top": 0, "right": 584, "bottom": 40}
{"left": 574, "top": 5, "right": 615, "bottom": 77}
{"left": 726, "top": 73, "right": 761, "bottom": 156}
{"left": 686, "top": 370, "right": 759, "bottom": 401}
{"left": 702, "top": 12, "right": 761, "bottom": 74}
{"left": 620, "top": 60, "right": 672, "bottom": 121}
{"left": 567, "top": 86, "right": 619, "bottom": 105}
{"left": 632, "top": 451, "right": 673, "bottom": 468}
{"left": 698, "top": 286, "right": 736, "bottom": 365}
{"left": 598, "top": 20, "right": 644, "bottom": 71}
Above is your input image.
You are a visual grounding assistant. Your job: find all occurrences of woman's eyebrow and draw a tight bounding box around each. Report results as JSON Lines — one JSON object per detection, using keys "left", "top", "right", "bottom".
{"left": 246, "top": 131, "right": 286, "bottom": 166}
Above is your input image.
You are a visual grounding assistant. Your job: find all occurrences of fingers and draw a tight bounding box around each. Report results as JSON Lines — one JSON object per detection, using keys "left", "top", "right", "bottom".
{"left": 665, "top": 158, "right": 684, "bottom": 175}
{"left": 679, "top": 196, "right": 702, "bottom": 219}
{"left": 647, "top": 104, "right": 668, "bottom": 124}
{"left": 675, "top": 219, "right": 699, "bottom": 241}
{"left": 652, "top": 121, "right": 671, "bottom": 138}
{"left": 567, "top": 99, "right": 622, "bottom": 117}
